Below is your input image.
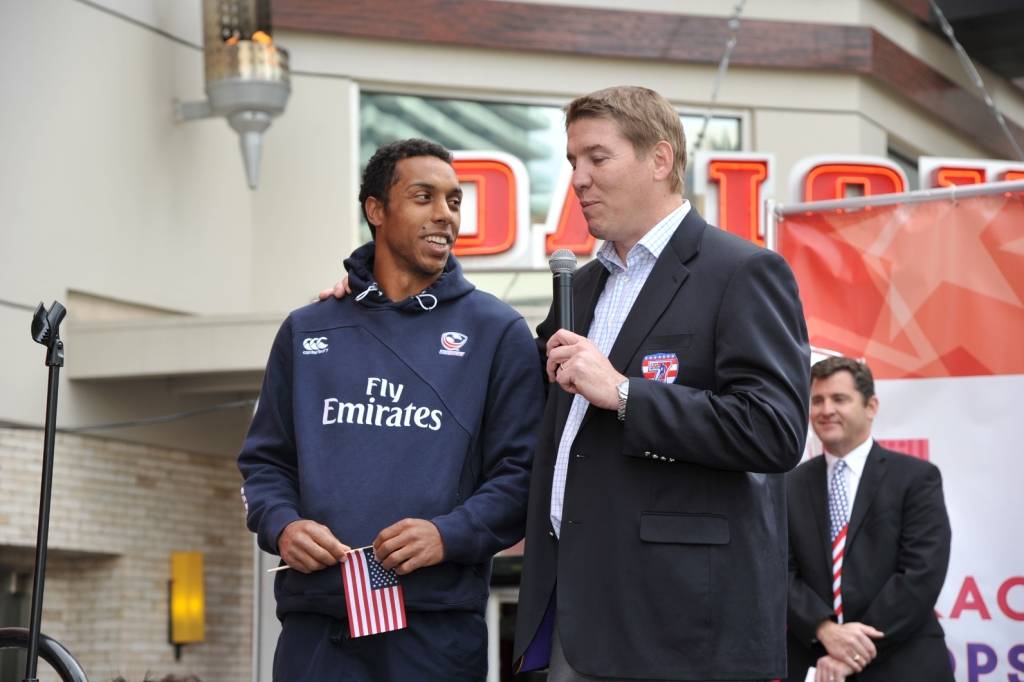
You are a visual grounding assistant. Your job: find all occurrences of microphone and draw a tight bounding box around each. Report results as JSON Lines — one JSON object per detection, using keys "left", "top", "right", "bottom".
{"left": 548, "top": 249, "right": 577, "bottom": 332}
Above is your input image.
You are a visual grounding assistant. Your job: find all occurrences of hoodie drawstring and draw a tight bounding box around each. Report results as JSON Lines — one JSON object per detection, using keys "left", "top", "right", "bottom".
{"left": 415, "top": 293, "right": 438, "bottom": 311}
{"left": 355, "top": 283, "right": 380, "bottom": 302}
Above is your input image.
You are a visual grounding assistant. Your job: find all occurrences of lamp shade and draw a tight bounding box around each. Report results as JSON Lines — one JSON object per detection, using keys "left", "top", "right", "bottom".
{"left": 170, "top": 552, "right": 205, "bottom": 644}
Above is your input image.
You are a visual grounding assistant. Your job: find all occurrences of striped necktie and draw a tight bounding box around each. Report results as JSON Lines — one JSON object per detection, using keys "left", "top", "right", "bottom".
{"left": 828, "top": 459, "right": 851, "bottom": 622}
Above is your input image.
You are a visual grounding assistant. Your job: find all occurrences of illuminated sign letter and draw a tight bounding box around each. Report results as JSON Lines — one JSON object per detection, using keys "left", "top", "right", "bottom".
{"left": 918, "top": 157, "right": 1024, "bottom": 188}
{"left": 544, "top": 163, "right": 596, "bottom": 256}
{"left": 451, "top": 152, "right": 532, "bottom": 270}
{"left": 935, "top": 166, "right": 986, "bottom": 187}
{"left": 694, "top": 152, "right": 772, "bottom": 246}
{"left": 791, "top": 156, "right": 907, "bottom": 202}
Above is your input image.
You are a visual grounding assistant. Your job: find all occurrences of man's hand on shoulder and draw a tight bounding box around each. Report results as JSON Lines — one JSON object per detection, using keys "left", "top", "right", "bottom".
{"left": 815, "top": 620, "right": 884, "bottom": 673}
{"left": 317, "top": 275, "right": 351, "bottom": 302}
{"left": 545, "top": 329, "right": 625, "bottom": 411}
{"left": 278, "top": 519, "right": 351, "bottom": 573}
{"left": 373, "top": 518, "right": 445, "bottom": 575}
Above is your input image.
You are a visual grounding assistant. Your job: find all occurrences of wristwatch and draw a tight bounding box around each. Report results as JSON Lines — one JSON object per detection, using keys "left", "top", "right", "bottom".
{"left": 616, "top": 379, "right": 629, "bottom": 422}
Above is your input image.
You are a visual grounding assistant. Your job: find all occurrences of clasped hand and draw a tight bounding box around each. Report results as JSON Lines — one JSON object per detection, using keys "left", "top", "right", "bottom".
{"left": 813, "top": 620, "right": 885, "bottom": 680}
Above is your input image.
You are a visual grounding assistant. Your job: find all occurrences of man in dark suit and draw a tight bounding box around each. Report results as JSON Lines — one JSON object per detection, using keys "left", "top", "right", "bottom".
{"left": 786, "top": 356, "right": 953, "bottom": 682}
{"left": 513, "top": 86, "right": 810, "bottom": 681}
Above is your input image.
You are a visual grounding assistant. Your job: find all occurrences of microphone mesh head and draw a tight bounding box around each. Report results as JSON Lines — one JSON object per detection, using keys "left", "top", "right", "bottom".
{"left": 548, "top": 248, "right": 577, "bottom": 274}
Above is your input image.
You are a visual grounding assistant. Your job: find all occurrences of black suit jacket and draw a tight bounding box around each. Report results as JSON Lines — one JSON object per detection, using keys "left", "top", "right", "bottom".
{"left": 785, "top": 443, "right": 954, "bottom": 682}
{"left": 513, "top": 210, "right": 811, "bottom": 680}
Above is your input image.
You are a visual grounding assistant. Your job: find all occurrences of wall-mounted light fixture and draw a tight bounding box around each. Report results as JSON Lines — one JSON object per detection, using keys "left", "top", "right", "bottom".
{"left": 176, "top": 0, "right": 290, "bottom": 189}
{"left": 169, "top": 551, "right": 205, "bottom": 660}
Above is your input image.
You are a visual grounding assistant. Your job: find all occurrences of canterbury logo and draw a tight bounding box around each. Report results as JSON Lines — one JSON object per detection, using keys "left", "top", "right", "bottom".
{"left": 302, "top": 336, "right": 329, "bottom": 355}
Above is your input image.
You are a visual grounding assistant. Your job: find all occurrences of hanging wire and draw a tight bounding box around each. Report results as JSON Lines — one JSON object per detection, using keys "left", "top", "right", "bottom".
{"left": 0, "top": 297, "right": 38, "bottom": 312}
{"left": 65, "top": 398, "right": 257, "bottom": 433}
{"left": 0, "top": 398, "right": 257, "bottom": 435}
{"left": 693, "top": 0, "right": 747, "bottom": 151}
{"left": 500, "top": 271, "right": 521, "bottom": 302}
{"left": 929, "top": 0, "right": 1024, "bottom": 161}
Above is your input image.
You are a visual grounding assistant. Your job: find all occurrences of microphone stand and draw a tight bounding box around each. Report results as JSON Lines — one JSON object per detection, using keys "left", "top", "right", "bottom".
{"left": 25, "top": 301, "right": 66, "bottom": 682}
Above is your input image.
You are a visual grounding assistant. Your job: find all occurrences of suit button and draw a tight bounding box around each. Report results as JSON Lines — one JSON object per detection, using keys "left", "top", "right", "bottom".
{"left": 575, "top": 452, "right": 585, "bottom": 459}
{"left": 548, "top": 530, "right": 555, "bottom": 538}
{"left": 644, "top": 451, "right": 651, "bottom": 457}
{"left": 668, "top": 457, "right": 676, "bottom": 463}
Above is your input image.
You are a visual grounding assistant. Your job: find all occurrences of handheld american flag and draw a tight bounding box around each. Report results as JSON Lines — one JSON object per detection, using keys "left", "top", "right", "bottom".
{"left": 341, "top": 547, "right": 407, "bottom": 638}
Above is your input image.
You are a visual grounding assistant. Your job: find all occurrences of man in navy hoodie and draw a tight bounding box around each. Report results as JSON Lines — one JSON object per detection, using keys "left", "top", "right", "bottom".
{"left": 238, "top": 139, "right": 543, "bottom": 681}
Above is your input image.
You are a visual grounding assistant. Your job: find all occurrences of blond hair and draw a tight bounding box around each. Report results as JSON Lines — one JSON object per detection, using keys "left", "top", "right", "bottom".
{"left": 565, "top": 86, "right": 686, "bottom": 193}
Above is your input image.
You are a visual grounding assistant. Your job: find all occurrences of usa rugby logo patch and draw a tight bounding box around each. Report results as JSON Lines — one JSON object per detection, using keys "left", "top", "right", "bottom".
{"left": 641, "top": 352, "right": 678, "bottom": 383}
{"left": 439, "top": 331, "right": 468, "bottom": 357}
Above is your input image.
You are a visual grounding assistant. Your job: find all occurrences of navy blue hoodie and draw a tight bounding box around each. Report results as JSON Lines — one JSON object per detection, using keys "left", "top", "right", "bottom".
{"left": 238, "top": 243, "right": 543, "bottom": 620}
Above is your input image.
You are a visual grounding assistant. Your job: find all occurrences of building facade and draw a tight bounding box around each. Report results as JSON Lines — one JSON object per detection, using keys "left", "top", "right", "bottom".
{"left": 2, "top": 0, "right": 1022, "bottom": 680}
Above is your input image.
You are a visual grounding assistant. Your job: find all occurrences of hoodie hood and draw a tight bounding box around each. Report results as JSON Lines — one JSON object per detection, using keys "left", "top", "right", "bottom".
{"left": 344, "top": 241, "right": 475, "bottom": 312}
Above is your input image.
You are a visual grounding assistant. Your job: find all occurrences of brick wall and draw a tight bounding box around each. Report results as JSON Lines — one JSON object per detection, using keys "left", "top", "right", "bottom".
{"left": 0, "top": 428, "right": 253, "bottom": 682}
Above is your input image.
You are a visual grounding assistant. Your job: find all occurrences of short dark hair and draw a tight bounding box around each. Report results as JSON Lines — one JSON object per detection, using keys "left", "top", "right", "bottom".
{"left": 810, "top": 356, "right": 875, "bottom": 403}
{"left": 358, "top": 139, "right": 453, "bottom": 237}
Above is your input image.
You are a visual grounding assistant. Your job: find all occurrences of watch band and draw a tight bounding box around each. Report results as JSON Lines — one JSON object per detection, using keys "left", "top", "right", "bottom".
{"left": 616, "top": 379, "right": 629, "bottom": 422}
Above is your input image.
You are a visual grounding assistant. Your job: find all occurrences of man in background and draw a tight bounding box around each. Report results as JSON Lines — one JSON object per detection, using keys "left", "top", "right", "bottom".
{"left": 786, "top": 356, "right": 953, "bottom": 682}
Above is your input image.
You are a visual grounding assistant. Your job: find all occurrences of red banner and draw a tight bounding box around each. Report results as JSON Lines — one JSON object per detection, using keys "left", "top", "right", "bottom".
{"left": 778, "top": 191, "right": 1024, "bottom": 378}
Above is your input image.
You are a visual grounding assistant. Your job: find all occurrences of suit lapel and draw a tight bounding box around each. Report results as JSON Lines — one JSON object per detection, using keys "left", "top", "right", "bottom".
{"left": 846, "top": 443, "right": 887, "bottom": 548}
{"left": 605, "top": 210, "right": 704, "bottom": 372}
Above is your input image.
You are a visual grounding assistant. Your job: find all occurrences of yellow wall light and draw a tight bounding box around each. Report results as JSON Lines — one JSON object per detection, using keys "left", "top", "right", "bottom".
{"left": 169, "top": 551, "right": 205, "bottom": 657}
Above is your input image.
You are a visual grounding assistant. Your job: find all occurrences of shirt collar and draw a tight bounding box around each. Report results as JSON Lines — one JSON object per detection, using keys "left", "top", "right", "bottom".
{"left": 824, "top": 436, "right": 873, "bottom": 477}
{"left": 596, "top": 200, "right": 690, "bottom": 272}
